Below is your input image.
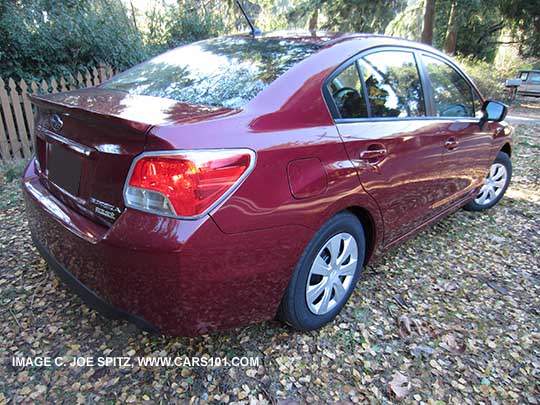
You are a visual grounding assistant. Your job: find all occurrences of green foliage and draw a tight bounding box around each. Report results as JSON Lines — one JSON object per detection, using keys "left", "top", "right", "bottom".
{"left": 0, "top": 0, "right": 231, "bottom": 83}
{"left": 0, "top": 159, "right": 28, "bottom": 209}
{"left": 2, "top": 159, "right": 26, "bottom": 183}
{"left": 322, "top": 0, "right": 407, "bottom": 33}
{"left": 144, "top": 1, "right": 225, "bottom": 54}
{"left": 285, "top": 0, "right": 407, "bottom": 33}
{"left": 455, "top": 51, "right": 538, "bottom": 100}
{"left": 385, "top": 2, "right": 424, "bottom": 41}
{"left": 0, "top": 0, "right": 538, "bottom": 85}
{"left": 388, "top": 0, "right": 539, "bottom": 62}
{"left": 454, "top": 55, "right": 505, "bottom": 99}
{"left": 0, "top": 0, "right": 148, "bottom": 82}
{"left": 432, "top": 0, "right": 502, "bottom": 60}
{"left": 497, "top": 0, "right": 540, "bottom": 58}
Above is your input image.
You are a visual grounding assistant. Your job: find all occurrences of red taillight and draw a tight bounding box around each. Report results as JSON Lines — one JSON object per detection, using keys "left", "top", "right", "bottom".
{"left": 124, "top": 149, "right": 255, "bottom": 218}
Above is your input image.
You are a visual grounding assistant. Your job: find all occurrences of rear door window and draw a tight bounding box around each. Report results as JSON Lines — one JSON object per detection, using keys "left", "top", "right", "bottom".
{"left": 327, "top": 64, "right": 368, "bottom": 119}
{"left": 357, "top": 51, "right": 425, "bottom": 118}
{"left": 422, "top": 55, "right": 475, "bottom": 117}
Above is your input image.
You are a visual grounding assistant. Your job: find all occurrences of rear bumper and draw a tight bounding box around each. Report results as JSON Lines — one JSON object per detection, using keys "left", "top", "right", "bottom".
{"left": 23, "top": 158, "right": 312, "bottom": 336}
{"left": 32, "top": 234, "right": 159, "bottom": 333}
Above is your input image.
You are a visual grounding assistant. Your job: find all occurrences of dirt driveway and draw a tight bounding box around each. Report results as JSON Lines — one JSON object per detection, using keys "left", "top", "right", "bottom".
{"left": 1, "top": 100, "right": 539, "bottom": 404}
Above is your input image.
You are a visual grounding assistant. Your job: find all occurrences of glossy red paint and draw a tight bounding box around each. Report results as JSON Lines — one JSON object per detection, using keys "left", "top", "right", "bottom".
{"left": 22, "top": 32, "right": 512, "bottom": 336}
{"left": 287, "top": 158, "right": 328, "bottom": 199}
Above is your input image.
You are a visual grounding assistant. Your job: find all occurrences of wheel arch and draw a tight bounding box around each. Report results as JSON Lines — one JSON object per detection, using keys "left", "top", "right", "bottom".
{"left": 346, "top": 206, "right": 377, "bottom": 266}
{"left": 501, "top": 142, "right": 512, "bottom": 157}
{"left": 310, "top": 192, "right": 384, "bottom": 267}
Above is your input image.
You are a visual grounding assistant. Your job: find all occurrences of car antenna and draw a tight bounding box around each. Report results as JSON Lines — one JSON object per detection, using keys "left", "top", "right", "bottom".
{"left": 235, "top": 0, "right": 261, "bottom": 37}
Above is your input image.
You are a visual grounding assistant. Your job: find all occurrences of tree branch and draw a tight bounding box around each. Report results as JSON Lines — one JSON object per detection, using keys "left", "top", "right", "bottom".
{"left": 476, "top": 20, "right": 505, "bottom": 44}
{"left": 486, "top": 40, "right": 522, "bottom": 45}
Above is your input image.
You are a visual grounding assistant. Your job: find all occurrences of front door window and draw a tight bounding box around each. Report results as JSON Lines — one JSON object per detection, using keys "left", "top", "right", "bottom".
{"left": 422, "top": 55, "right": 476, "bottom": 117}
{"left": 358, "top": 51, "right": 425, "bottom": 118}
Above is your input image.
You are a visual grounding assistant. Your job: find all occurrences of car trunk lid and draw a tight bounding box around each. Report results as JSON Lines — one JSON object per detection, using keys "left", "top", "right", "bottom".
{"left": 31, "top": 88, "right": 233, "bottom": 226}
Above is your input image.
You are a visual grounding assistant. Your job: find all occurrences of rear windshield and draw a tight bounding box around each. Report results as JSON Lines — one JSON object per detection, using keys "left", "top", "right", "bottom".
{"left": 102, "top": 37, "right": 321, "bottom": 108}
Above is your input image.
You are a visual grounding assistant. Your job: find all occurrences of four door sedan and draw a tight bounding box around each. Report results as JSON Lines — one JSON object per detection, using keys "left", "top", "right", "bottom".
{"left": 22, "top": 31, "right": 513, "bottom": 336}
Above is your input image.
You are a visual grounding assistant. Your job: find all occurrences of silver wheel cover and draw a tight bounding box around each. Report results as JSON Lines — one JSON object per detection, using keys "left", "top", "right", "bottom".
{"left": 306, "top": 233, "right": 358, "bottom": 315}
{"left": 474, "top": 162, "right": 508, "bottom": 206}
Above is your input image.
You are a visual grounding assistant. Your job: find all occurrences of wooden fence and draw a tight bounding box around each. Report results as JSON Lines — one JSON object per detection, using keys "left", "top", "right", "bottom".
{"left": 0, "top": 64, "right": 117, "bottom": 162}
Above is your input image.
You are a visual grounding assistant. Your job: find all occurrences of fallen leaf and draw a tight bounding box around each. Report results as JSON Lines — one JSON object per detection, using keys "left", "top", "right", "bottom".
{"left": 388, "top": 372, "right": 410, "bottom": 401}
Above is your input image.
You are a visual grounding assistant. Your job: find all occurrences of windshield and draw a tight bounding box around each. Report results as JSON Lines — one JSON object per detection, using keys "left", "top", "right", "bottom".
{"left": 102, "top": 37, "right": 321, "bottom": 108}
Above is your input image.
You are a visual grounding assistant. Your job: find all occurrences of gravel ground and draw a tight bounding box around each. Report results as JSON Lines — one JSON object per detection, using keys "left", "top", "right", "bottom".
{"left": 1, "top": 102, "right": 539, "bottom": 404}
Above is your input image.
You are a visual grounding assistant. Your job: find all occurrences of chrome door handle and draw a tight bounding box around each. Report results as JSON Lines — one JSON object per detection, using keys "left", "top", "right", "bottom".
{"left": 359, "top": 148, "right": 387, "bottom": 160}
{"left": 445, "top": 138, "right": 459, "bottom": 150}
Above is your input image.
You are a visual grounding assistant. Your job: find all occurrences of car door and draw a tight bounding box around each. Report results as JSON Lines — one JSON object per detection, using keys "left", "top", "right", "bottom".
{"left": 326, "top": 48, "right": 449, "bottom": 245}
{"left": 518, "top": 71, "right": 530, "bottom": 95}
{"left": 419, "top": 53, "right": 493, "bottom": 208}
{"left": 527, "top": 71, "right": 540, "bottom": 96}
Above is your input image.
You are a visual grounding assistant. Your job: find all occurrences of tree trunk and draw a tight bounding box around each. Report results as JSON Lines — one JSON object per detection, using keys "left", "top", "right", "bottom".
{"left": 443, "top": 1, "right": 458, "bottom": 55}
{"left": 421, "top": 0, "right": 435, "bottom": 45}
{"left": 129, "top": 0, "right": 138, "bottom": 32}
{"left": 308, "top": 9, "right": 319, "bottom": 31}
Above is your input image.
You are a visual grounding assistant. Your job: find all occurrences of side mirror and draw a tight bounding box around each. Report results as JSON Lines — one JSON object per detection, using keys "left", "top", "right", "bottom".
{"left": 479, "top": 100, "right": 508, "bottom": 128}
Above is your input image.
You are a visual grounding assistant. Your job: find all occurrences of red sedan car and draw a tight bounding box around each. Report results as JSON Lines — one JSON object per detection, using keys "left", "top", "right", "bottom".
{"left": 23, "top": 31, "right": 512, "bottom": 336}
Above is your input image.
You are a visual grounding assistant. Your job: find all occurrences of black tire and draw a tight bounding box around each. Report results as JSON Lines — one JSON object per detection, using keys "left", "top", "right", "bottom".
{"left": 464, "top": 151, "right": 512, "bottom": 211}
{"left": 278, "top": 211, "right": 365, "bottom": 331}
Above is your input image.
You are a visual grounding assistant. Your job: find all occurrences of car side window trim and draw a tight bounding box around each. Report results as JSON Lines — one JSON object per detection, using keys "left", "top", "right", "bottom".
{"left": 414, "top": 50, "right": 436, "bottom": 117}
{"left": 323, "top": 45, "right": 434, "bottom": 123}
{"left": 323, "top": 45, "right": 485, "bottom": 124}
{"left": 355, "top": 60, "right": 372, "bottom": 118}
{"left": 334, "top": 116, "right": 481, "bottom": 124}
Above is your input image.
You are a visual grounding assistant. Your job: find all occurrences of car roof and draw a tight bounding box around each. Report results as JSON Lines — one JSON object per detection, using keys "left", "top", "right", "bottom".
{"left": 519, "top": 69, "right": 540, "bottom": 73}
{"left": 234, "top": 30, "right": 427, "bottom": 48}
{"left": 242, "top": 29, "right": 485, "bottom": 119}
{"left": 232, "top": 30, "right": 451, "bottom": 61}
